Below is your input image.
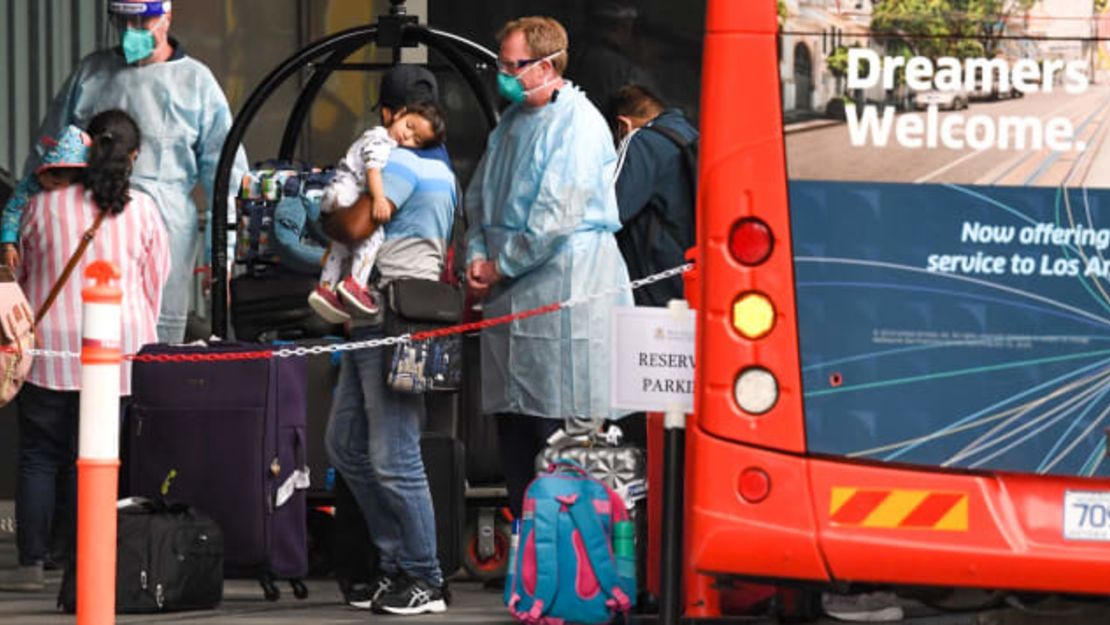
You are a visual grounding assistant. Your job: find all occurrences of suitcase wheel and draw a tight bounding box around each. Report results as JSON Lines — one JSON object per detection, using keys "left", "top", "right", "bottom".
{"left": 462, "top": 519, "right": 511, "bottom": 581}
{"left": 260, "top": 577, "right": 281, "bottom": 601}
{"left": 291, "top": 579, "right": 309, "bottom": 600}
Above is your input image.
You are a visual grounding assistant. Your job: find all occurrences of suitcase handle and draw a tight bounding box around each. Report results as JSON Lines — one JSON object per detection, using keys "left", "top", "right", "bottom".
{"left": 546, "top": 458, "right": 591, "bottom": 477}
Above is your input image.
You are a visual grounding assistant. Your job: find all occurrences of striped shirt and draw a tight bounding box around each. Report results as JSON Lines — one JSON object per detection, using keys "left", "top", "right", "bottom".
{"left": 19, "top": 185, "right": 171, "bottom": 395}
{"left": 378, "top": 147, "right": 458, "bottom": 284}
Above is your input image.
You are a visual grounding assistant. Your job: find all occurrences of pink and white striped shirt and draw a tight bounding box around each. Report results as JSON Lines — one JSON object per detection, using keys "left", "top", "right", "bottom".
{"left": 19, "top": 185, "right": 171, "bottom": 395}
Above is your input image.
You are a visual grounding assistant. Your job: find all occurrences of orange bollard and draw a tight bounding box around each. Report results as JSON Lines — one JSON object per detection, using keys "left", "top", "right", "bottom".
{"left": 76, "top": 261, "right": 123, "bottom": 625}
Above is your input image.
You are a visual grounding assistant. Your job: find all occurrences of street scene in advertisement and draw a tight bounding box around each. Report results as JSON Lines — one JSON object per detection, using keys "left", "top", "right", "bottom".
{"left": 783, "top": 0, "right": 1110, "bottom": 478}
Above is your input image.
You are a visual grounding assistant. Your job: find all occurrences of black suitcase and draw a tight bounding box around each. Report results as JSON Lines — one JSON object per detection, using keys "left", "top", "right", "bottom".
{"left": 330, "top": 472, "right": 380, "bottom": 592}
{"left": 127, "top": 342, "right": 311, "bottom": 601}
{"left": 421, "top": 432, "right": 465, "bottom": 578}
{"left": 230, "top": 267, "right": 340, "bottom": 342}
{"left": 328, "top": 432, "right": 465, "bottom": 582}
{"left": 458, "top": 333, "right": 504, "bottom": 486}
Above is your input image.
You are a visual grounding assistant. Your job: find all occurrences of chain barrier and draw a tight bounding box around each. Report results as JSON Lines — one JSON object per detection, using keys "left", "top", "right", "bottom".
{"left": 21, "top": 263, "right": 694, "bottom": 363}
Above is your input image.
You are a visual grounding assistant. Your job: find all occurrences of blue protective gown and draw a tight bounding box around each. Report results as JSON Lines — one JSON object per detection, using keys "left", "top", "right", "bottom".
{"left": 464, "top": 83, "right": 633, "bottom": 420}
{"left": 21, "top": 43, "right": 248, "bottom": 342}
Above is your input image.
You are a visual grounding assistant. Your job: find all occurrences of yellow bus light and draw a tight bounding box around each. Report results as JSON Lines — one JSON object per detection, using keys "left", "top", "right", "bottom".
{"left": 732, "top": 292, "right": 775, "bottom": 339}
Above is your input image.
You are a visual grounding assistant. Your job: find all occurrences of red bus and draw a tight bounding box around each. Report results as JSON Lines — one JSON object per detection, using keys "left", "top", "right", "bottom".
{"left": 688, "top": 0, "right": 1110, "bottom": 616}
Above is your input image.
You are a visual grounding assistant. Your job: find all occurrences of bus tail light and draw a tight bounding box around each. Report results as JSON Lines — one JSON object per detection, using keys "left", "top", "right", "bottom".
{"left": 732, "top": 292, "right": 775, "bottom": 339}
{"left": 729, "top": 218, "right": 773, "bottom": 266}
{"left": 738, "top": 467, "right": 771, "bottom": 503}
{"left": 734, "top": 367, "right": 778, "bottom": 415}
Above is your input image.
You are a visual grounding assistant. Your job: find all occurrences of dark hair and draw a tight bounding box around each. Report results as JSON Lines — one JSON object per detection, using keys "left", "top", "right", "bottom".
{"left": 83, "top": 110, "right": 141, "bottom": 215}
{"left": 396, "top": 101, "right": 448, "bottom": 147}
{"left": 609, "top": 84, "right": 666, "bottom": 122}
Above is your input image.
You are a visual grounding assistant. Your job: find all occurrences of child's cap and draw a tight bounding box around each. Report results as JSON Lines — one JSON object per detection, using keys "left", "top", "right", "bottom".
{"left": 36, "top": 125, "right": 91, "bottom": 174}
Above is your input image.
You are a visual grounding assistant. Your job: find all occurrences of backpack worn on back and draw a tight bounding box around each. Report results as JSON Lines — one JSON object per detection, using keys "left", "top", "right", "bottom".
{"left": 504, "top": 460, "right": 637, "bottom": 625}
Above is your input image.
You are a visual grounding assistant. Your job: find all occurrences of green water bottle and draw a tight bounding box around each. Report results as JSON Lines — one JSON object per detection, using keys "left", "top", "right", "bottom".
{"left": 613, "top": 520, "right": 636, "bottom": 580}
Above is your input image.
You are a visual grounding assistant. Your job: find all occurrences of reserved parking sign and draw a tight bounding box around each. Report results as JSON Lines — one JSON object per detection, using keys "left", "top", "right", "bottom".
{"left": 610, "top": 305, "right": 696, "bottom": 413}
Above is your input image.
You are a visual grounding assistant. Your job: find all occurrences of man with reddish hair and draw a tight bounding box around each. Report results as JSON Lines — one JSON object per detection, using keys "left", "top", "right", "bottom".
{"left": 465, "top": 16, "right": 633, "bottom": 518}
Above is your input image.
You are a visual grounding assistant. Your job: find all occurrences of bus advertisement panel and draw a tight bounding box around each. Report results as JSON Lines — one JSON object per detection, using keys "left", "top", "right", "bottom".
{"left": 782, "top": 3, "right": 1110, "bottom": 479}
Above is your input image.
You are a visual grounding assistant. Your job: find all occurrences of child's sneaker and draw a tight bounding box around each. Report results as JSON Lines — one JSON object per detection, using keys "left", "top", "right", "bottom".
{"left": 307, "top": 286, "right": 351, "bottom": 324}
{"left": 337, "top": 276, "right": 380, "bottom": 316}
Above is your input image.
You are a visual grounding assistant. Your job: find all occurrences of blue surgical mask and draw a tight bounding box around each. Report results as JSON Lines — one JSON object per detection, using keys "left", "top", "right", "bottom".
{"left": 497, "top": 72, "right": 527, "bottom": 104}
{"left": 122, "top": 27, "right": 155, "bottom": 64}
{"left": 120, "top": 16, "right": 163, "bottom": 64}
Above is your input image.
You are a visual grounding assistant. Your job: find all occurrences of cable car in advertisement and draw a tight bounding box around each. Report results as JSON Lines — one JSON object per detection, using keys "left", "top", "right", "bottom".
{"left": 686, "top": 0, "right": 1110, "bottom": 617}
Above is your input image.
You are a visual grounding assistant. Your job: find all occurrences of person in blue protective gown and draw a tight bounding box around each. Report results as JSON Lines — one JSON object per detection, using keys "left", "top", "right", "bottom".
{"left": 8, "top": 0, "right": 249, "bottom": 342}
{"left": 464, "top": 16, "right": 633, "bottom": 517}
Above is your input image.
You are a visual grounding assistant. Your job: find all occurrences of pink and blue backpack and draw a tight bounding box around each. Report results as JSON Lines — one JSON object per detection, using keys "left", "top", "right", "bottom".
{"left": 505, "top": 460, "right": 637, "bottom": 625}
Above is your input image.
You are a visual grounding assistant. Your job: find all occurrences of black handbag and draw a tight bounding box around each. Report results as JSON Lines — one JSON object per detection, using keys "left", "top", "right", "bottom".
{"left": 58, "top": 498, "right": 224, "bottom": 614}
{"left": 383, "top": 279, "right": 464, "bottom": 393}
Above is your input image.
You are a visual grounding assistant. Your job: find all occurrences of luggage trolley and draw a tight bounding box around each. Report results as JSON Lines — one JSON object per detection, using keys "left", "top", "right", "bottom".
{"left": 208, "top": 0, "right": 514, "bottom": 584}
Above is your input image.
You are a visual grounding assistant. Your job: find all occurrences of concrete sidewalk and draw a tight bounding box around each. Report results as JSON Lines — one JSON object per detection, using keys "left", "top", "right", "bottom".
{"left": 0, "top": 531, "right": 516, "bottom": 624}
{"left": 6, "top": 570, "right": 1110, "bottom": 625}
{"left": 4, "top": 517, "right": 1110, "bottom": 624}
{"left": 0, "top": 576, "right": 516, "bottom": 624}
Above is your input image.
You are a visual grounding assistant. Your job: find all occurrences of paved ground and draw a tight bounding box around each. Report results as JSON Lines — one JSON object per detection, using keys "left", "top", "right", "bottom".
{"left": 0, "top": 576, "right": 518, "bottom": 624}
{"left": 5, "top": 561, "right": 1110, "bottom": 624}
{"left": 4, "top": 504, "right": 1110, "bottom": 624}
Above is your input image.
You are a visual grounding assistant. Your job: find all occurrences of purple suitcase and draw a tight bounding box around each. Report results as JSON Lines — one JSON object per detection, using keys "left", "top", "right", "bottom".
{"left": 127, "top": 341, "right": 310, "bottom": 601}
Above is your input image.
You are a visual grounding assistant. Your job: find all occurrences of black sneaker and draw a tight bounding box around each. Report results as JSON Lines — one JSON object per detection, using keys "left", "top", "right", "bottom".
{"left": 373, "top": 577, "right": 447, "bottom": 615}
{"left": 346, "top": 573, "right": 399, "bottom": 610}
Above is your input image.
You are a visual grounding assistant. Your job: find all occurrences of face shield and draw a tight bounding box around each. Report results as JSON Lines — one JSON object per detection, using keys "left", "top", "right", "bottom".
{"left": 107, "top": 2, "right": 171, "bottom": 64}
{"left": 108, "top": 1, "right": 171, "bottom": 22}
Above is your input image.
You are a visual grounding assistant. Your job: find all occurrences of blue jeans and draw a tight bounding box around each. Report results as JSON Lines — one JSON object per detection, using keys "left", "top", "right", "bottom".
{"left": 15, "top": 384, "right": 78, "bottom": 566}
{"left": 325, "top": 328, "right": 442, "bottom": 587}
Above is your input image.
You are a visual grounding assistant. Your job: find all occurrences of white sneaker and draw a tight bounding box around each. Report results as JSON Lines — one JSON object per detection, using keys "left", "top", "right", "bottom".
{"left": 823, "top": 592, "right": 904, "bottom": 622}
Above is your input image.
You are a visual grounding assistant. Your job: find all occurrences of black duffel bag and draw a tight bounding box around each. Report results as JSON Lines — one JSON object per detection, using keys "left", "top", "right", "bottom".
{"left": 383, "top": 278, "right": 464, "bottom": 393}
{"left": 59, "top": 498, "right": 224, "bottom": 613}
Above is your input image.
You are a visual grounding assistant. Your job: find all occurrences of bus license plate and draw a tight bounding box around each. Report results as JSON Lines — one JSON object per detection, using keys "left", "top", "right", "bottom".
{"left": 1064, "top": 491, "right": 1110, "bottom": 541}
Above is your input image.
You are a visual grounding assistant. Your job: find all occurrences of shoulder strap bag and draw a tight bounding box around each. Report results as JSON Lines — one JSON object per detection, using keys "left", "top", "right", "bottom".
{"left": 0, "top": 210, "right": 107, "bottom": 406}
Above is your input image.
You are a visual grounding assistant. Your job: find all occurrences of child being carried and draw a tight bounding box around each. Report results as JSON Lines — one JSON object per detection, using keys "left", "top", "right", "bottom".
{"left": 0, "top": 125, "right": 91, "bottom": 267}
{"left": 309, "top": 101, "right": 446, "bottom": 323}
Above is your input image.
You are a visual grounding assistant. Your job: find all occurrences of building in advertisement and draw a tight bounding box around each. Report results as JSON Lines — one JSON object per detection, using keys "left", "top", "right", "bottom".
{"left": 780, "top": 0, "right": 876, "bottom": 120}
{"left": 1024, "top": 0, "right": 1095, "bottom": 73}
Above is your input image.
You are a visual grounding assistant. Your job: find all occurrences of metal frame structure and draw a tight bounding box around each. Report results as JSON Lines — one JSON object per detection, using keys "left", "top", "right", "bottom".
{"left": 209, "top": 4, "right": 499, "bottom": 336}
